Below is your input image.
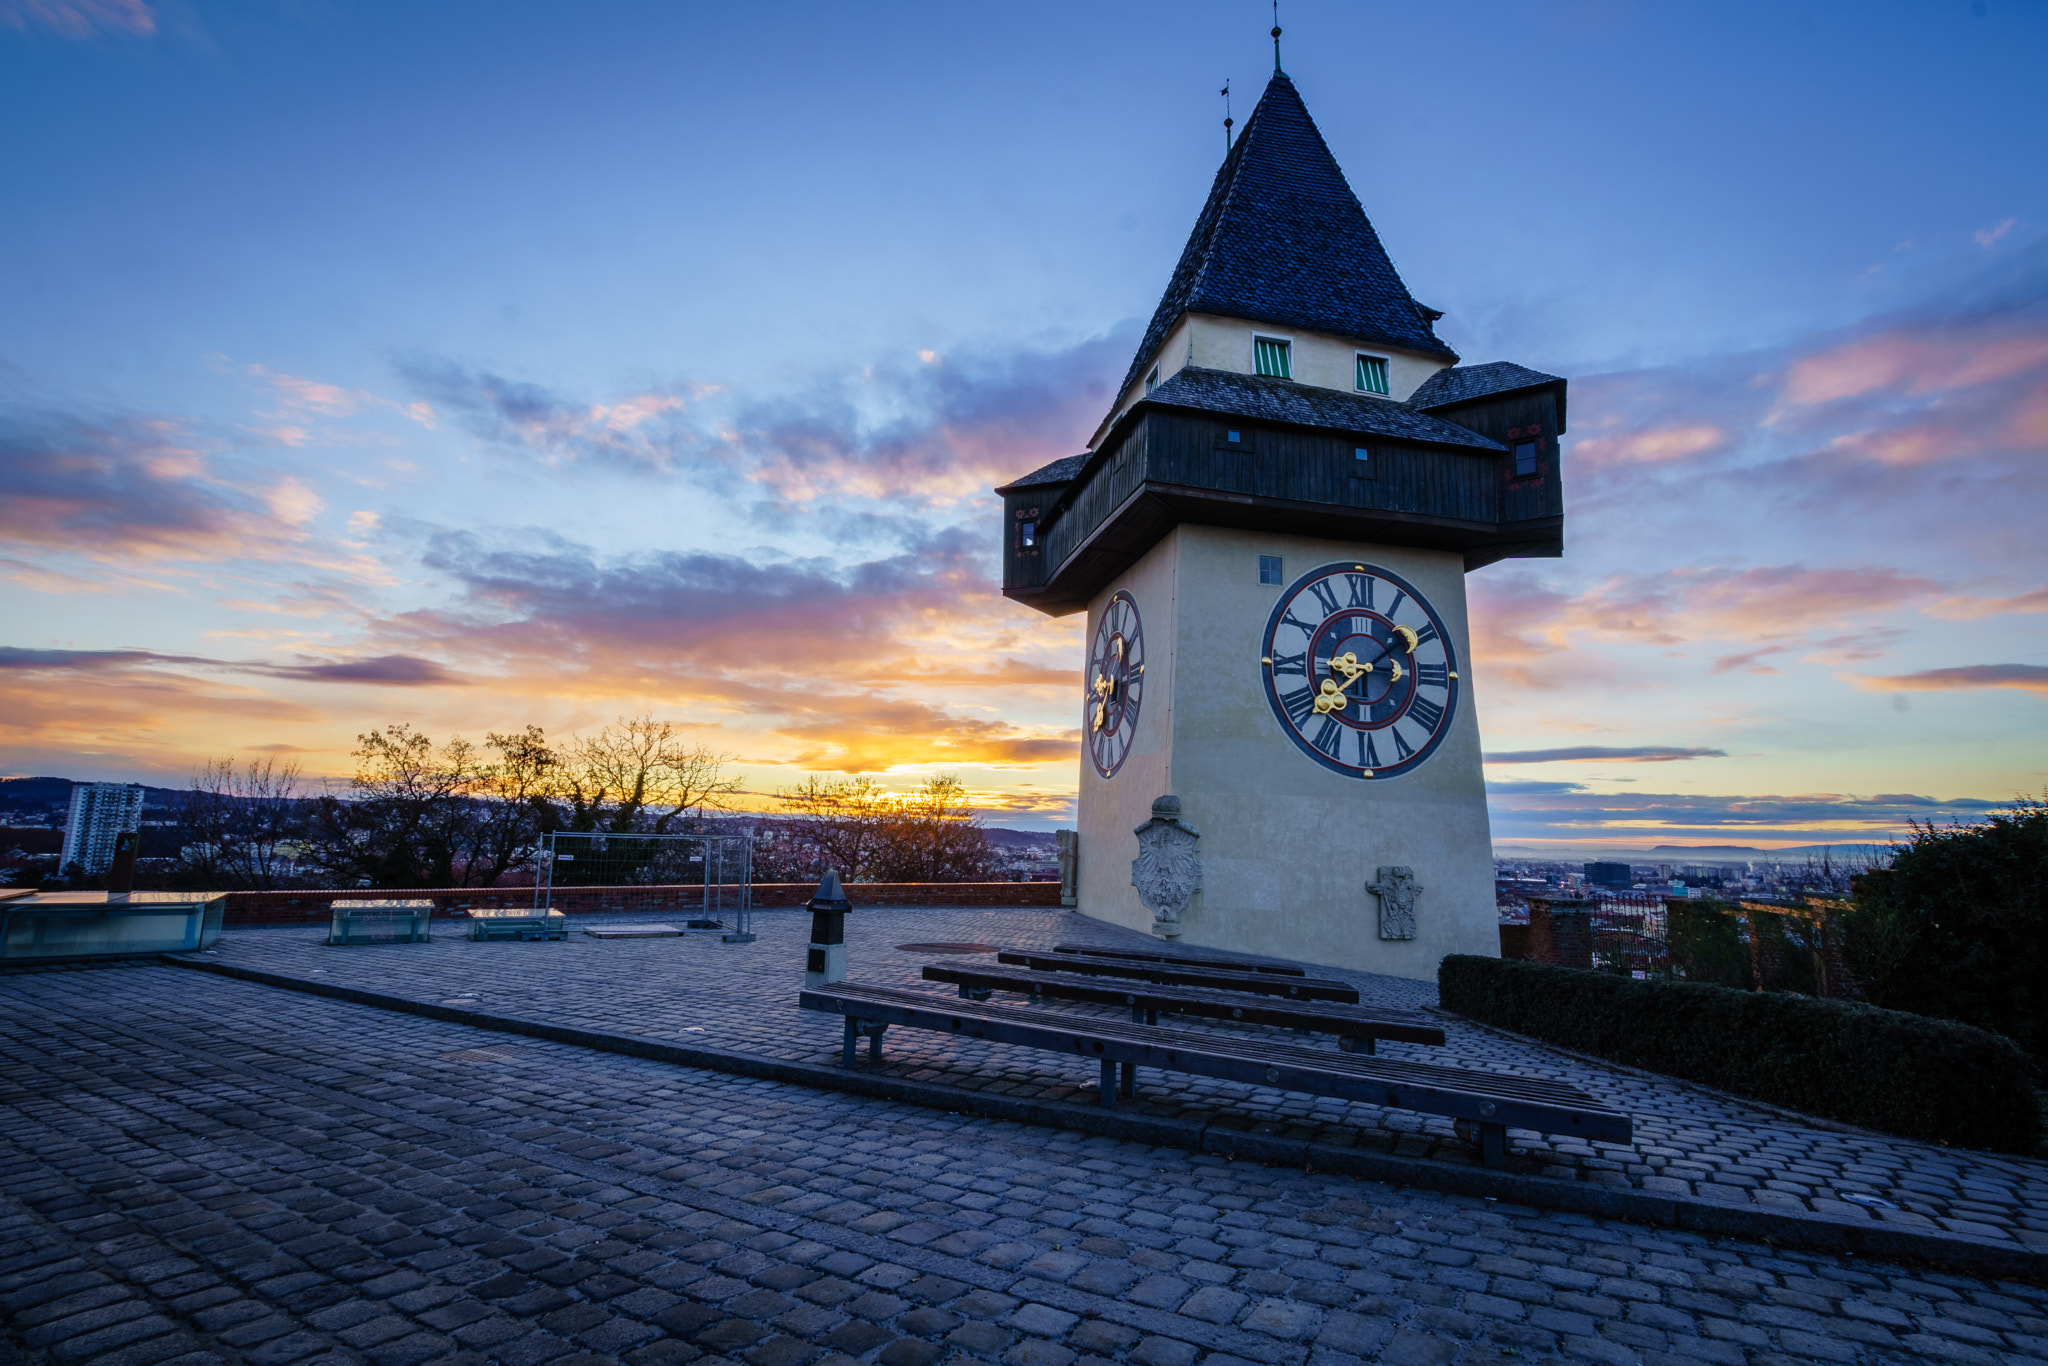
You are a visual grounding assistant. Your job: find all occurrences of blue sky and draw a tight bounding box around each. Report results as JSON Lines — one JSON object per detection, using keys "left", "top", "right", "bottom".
{"left": 3, "top": 0, "right": 2045, "bottom": 848}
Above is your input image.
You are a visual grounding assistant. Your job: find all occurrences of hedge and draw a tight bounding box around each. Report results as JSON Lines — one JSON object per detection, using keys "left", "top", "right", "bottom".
{"left": 1438, "top": 955, "right": 2042, "bottom": 1154}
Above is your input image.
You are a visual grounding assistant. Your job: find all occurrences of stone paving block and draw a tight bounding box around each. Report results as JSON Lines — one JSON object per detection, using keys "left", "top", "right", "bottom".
{"left": 5, "top": 938, "right": 2048, "bottom": 1366}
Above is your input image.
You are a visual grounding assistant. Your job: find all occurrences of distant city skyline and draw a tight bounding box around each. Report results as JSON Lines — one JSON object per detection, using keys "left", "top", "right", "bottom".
{"left": 2, "top": 0, "right": 2044, "bottom": 847}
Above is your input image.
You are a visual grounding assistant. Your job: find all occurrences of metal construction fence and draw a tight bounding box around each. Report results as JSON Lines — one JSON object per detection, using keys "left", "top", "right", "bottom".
{"left": 1500, "top": 891, "right": 1850, "bottom": 995}
{"left": 533, "top": 831, "right": 756, "bottom": 941}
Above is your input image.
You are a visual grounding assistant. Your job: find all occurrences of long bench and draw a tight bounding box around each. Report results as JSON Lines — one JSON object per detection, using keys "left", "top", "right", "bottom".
{"left": 801, "top": 983, "right": 1629, "bottom": 1168}
{"left": 996, "top": 952, "right": 1359, "bottom": 1002}
{"left": 923, "top": 963, "right": 1443, "bottom": 1054}
{"left": 1051, "top": 943, "right": 1306, "bottom": 977}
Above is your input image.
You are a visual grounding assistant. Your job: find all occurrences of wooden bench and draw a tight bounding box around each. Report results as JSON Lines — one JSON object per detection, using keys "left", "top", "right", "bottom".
{"left": 923, "top": 963, "right": 1443, "bottom": 1054}
{"left": 801, "top": 983, "right": 1630, "bottom": 1168}
{"left": 1051, "top": 943, "right": 1306, "bottom": 977}
{"left": 996, "top": 952, "right": 1359, "bottom": 1002}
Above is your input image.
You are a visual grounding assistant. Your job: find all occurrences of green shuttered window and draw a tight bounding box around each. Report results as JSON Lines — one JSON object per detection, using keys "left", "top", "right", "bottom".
{"left": 1254, "top": 337, "right": 1292, "bottom": 379}
{"left": 1356, "top": 354, "right": 1389, "bottom": 395}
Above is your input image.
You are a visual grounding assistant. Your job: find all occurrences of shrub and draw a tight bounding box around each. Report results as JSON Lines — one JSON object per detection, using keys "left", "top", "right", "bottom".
{"left": 1843, "top": 794, "right": 2048, "bottom": 1066}
{"left": 1439, "top": 954, "right": 2041, "bottom": 1154}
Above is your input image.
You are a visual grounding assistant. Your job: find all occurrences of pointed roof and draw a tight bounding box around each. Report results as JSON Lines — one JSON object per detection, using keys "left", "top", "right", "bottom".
{"left": 1115, "top": 74, "right": 1457, "bottom": 403}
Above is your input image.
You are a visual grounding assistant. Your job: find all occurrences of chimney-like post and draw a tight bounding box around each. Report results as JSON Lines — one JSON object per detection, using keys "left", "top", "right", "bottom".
{"left": 804, "top": 870, "right": 854, "bottom": 988}
{"left": 106, "top": 830, "right": 139, "bottom": 900}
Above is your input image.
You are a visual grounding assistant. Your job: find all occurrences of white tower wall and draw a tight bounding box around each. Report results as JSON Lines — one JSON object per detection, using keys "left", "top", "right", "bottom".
{"left": 1076, "top": 525, "right": 1498, "bottom": 978}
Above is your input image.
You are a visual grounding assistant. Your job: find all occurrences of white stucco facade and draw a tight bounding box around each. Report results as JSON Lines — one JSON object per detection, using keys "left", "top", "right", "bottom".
{"left": 1075, "top": 524, "right": 1499, "bottom": 979}
{"left": 1091, "top": 312, "right": 1452, "bottom": 448}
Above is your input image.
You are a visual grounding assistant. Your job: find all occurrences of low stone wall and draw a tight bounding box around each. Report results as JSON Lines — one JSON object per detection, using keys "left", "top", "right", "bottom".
{"left": 218, "top": 881, "right": 1061, "bottom": 926}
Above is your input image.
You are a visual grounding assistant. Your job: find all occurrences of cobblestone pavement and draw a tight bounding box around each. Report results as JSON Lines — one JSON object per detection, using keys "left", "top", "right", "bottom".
{"left": 192, "top": 907, "right": 2048, "bottom": 1255}
{"left": 4, "top": 963, "right": 2045, "bottom": 1366}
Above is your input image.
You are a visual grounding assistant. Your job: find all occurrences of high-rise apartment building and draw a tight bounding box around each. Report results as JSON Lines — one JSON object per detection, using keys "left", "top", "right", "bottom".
{"left": 61, "top": 782, "right": 145, "bottom": 876}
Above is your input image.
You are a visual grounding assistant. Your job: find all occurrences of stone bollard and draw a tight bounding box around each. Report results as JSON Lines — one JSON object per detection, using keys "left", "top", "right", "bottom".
{"left": 804, "top": 869, "right": 854, "bottom": 988}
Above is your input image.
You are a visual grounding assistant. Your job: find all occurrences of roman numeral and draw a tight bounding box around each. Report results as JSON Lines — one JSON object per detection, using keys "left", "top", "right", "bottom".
{"left": 1312, "top": 717, "right": 1343, "bottom": 757}
{"left": 1413, "top": 622, "right": 1439, "bottom": 646}
{"left": 1270, "top": 651, "right": 1306, "bottom": 676}
{"left": 1390, "top": 727, "right": 1415, "bottom": 760}
{"left": 1280, "top": 687, "right": 1315, "bottom": 726}
{"left": 1347, "top": 574, "right": 1373, "bottom": 609}
{"left": 1385, "top": 589, "right": 1407, "bottom": 618}
{"left": 1307, "top": 579, "right": 1340, "bottom": 616}
{"left": 1280, "top": 610, "right": 1317, "bottom": 636}
{"left": 1409, "top": 695, "right": 1445, "bottom": 732}
{"left": 1362, "top": 731, "right": 1381, "bottom": 769}
{"left": 1417, "top": 662, "right": 1448, "bottom": 688}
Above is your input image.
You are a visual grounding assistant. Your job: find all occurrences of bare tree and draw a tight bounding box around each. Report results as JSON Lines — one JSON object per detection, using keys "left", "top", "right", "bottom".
{"left": 775, "top": 773, "right": 994, "bottom": 882}
{"left": 179, "top": 756, "right": 307, "bottom": 890}
{"left": 775, "top": 775, "right": 895, "bottom": 879}
{"left": 469, "top": 725, "right": 560, "bottom": 882}
{"left": 870, "top": 775, "right": 995, "bottom": 882}
{"left": 558, "top": 716, "right": 740, "bottom": 832}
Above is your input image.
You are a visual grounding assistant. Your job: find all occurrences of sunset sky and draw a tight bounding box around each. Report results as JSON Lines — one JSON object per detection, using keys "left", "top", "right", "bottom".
{"left": 3, "top": 0, "right": 2044, "bottom": 850}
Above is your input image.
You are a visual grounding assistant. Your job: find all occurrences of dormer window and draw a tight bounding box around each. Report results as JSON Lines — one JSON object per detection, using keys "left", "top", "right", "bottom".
{"left": 1253, "top": 336, "right": 1292, "bottom": 379}
{"left": 1145, "top": 366, "right": 1160, "bottom": 395}
{"left": 1355, "top": 354, "right": 1390, "bottom": 396}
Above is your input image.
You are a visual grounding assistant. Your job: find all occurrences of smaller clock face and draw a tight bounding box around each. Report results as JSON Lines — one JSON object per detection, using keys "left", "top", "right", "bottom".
{"left": 1260, "top": 562, "right": 1460, "bottom": 780}
{"left": 1085, "top": 591, "right": 1145, "bottom": 778}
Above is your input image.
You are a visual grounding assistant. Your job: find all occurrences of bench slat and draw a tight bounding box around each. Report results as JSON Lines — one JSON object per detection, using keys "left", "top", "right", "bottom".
{"left": 997, "top": 952, "right": 1359, "bottom": 1002}
{"left": 924, "top": 965, "right": 1444, "bottom": 1047}
{"left": 802, "top": 983, "right": 1631, "bottom": 1146}
{"left": 1051, "top": 943, "right": 1307, "bottom": 976}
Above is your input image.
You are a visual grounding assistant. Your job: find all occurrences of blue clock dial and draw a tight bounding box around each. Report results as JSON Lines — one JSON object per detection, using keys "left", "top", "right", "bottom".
{"left": 1260, "top": 563, "right": 1458, "bottom": 779}
{"left": 1086, "top": 591, "right": 1145, "bottom": 778}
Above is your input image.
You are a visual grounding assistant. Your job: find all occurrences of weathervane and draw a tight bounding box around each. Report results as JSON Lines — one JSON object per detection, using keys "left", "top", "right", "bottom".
{"left": 1271, "top": 0, "right": 1284, "bottom": 75}
{"left": 1221, "top": 80, "right": 1233, "bottom": 155}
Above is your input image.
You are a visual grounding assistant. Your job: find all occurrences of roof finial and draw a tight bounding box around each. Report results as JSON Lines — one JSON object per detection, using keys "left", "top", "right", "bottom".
{"left": 1271, "top": 0, "right": 1284, "bottom": 75}
{"left": 1221, "top": 80, "right": 1233, "bottom": 156}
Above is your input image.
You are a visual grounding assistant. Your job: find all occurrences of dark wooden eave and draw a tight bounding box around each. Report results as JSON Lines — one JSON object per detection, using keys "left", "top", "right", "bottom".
{"left": 1007, "top": 477, "right": 1559, "bottom": 617}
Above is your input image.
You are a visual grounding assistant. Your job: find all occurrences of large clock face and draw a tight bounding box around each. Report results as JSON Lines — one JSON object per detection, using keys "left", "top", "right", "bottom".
{"left": 1085, "top": 591, "right": 1145, "bottom": 778}
{"left": 1260, "top": 563, "right": 1459, "bottom": 780}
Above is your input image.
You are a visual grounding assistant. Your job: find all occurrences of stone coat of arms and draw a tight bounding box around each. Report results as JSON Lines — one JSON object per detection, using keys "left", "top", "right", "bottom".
{"left": 1367, "top": 865, "right": 1424, "bottom": 940}
{"left": 1131, "top": 795, "right": 1201, "bottom": 939}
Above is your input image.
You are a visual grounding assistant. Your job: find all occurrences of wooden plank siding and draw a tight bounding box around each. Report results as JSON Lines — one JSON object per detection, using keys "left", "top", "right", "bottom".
{"left": 1007, "top": 403, "right": 1563, "bottom": 615}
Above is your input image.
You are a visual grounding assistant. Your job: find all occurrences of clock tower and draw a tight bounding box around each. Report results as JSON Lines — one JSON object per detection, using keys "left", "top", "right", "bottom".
{"left": 996, "top": 71, "right": 1566, "bottom": 978}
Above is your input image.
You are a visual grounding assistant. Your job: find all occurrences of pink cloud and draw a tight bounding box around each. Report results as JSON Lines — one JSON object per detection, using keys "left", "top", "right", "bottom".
{"left": 1569, "top": 424, "right": 1725, "bottom": 469}
{"left": 1852, "top": 664, "right": 2048, "bottom": 695}
{"left": 1780, "top": 332, "right": 2048, "bottom": 409}
{"left": 0, "top": 0, "right": 153, "bottom": 38}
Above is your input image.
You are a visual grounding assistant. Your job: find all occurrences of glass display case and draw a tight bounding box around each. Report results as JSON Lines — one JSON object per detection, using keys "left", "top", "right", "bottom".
{"left": 327, "top": 900, "right": 435, "bottom": 946}
{"left": 0, "top": 891, "right": 227, "bottom": 962}
{"left": 465, "top": 906, "right": 567, "bottom": 941}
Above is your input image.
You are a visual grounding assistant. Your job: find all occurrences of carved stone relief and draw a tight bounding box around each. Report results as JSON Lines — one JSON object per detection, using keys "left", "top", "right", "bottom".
{"left": 1131, "top": 795, "right": 1200, "bottom": 939}
{"left": 1366, "top": 865, "right": 1424, "bottom": 940}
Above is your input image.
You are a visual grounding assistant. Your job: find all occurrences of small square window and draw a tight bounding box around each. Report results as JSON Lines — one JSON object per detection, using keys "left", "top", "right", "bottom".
{"left": 1258, "top": 555, "right": 1283, "bottom": 585}
{"left": 1226, "top": 429, "right": 1242, "bottom": 444}
{"left": 1253, "top": 337, "right": 1292, "bottom": 379}
{"left": 1512, "top": 440, "right": 1539, "bottom": 477}
{"left": 1145, "top": 366, "right": 1160, "bottom": 395}
{"left": 1352, "top": 446, "right": 1373, "bottom": 478}
{"left": 1018, "top": 520, "right": 1036, "bottom": 549}
{"left": 1355, "top": 355, "right": 1389, "bottom": 395}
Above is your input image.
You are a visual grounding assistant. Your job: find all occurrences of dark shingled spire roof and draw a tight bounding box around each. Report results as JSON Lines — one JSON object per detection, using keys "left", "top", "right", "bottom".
{"left": 1115, "top": 74, "right": 1457, "bottom": 403}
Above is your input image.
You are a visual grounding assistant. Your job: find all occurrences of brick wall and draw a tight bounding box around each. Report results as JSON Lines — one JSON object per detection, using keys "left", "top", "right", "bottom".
{"left": 1525, "top": 896, "right": 1595, "bottom": 970}
{"left": 218, "top": 881, "right": 1062, "bottom": 926}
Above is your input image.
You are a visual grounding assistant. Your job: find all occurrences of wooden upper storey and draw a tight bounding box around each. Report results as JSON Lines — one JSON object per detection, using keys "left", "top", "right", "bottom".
{"left": 999, "top": 366, "right": 1565, "bottom": 618}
